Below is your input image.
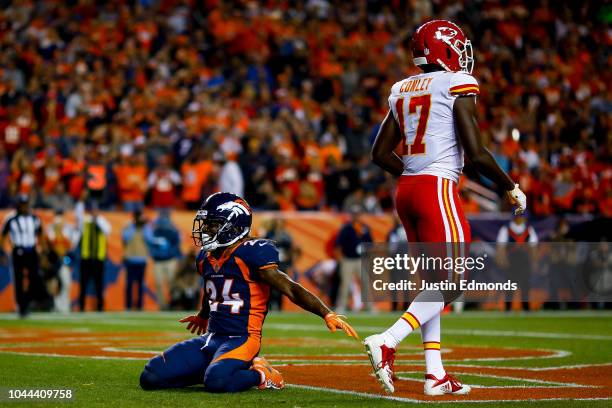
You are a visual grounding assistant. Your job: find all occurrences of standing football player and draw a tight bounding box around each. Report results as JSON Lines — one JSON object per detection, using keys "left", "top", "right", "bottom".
{"left": 365, "top": 20, "right": 526, "bottom": 395}
{"left": 140, "top": 192, "right": 358, "bottom": 392}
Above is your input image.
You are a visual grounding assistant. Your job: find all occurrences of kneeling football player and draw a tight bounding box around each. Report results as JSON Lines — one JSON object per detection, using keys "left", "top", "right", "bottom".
{"left": 140, "top": 192, "right": 358, "bottom": 392}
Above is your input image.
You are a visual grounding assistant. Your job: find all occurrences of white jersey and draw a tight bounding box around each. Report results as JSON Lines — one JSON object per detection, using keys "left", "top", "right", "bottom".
{"left": 388, "top": 70, "right": 479, "bottom": 183}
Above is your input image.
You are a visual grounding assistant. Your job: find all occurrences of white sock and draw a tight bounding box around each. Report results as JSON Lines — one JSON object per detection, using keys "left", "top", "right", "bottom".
{"left": 383, "top": 291, "right": 444, "bottom": 348}
{"left": 421, "top": 312, "right": 446, "bottom": 379}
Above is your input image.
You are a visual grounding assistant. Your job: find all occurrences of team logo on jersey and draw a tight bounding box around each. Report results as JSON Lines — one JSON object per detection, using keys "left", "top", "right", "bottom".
{"left": 217, "top": 201, "right": 250, "bottom": 218}
{"left": 435, "top": 27, "right": 458, "bottom": 43}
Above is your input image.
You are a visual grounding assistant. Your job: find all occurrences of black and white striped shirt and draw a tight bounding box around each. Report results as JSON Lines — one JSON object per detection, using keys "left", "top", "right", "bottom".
{"left": 2, "top": 212, "right": 42, "bottom": 250}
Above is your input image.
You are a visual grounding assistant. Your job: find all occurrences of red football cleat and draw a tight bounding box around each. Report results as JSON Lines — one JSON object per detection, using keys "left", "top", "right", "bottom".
{"left": 424, "top": 373, "right": 471, "bottom": 395}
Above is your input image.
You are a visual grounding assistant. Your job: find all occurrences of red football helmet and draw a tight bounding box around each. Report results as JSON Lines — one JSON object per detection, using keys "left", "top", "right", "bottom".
{"left": 411, "top": 20, "right": 474, "bottom": 74}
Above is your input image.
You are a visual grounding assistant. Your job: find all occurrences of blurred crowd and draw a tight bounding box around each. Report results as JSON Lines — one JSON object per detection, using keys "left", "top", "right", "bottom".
{"left": 0, "top": 194, "right": 302, "bottom": 314}
{"left": 0, "top": 0, "right": 610, "bottom": 216}
{"left": 1, "top": 195, "right": 202, "bottom": 314}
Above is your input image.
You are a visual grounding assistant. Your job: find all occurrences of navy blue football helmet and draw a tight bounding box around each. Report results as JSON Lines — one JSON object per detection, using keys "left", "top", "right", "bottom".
{"left": 192, "top": 192, "right": 252, "bottom": 251}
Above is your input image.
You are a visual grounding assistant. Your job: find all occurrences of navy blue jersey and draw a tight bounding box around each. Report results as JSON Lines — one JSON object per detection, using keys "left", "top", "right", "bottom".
{"left": 197, "top": 239, "right": 279, "bottom": 338}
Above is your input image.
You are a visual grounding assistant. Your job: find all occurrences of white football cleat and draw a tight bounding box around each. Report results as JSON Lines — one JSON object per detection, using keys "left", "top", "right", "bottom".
{"left": 424, "top": 373, "right": 471, "bottom": 396}
{"left": 363, "top": 334, "right": 396, "bottom": 394}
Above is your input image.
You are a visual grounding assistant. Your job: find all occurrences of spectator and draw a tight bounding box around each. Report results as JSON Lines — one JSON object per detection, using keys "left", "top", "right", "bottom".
{"left": 122, "top": 210, "right": 149, "bottom": 311}
{"left": 148, "top": 157, "right": 181, "bottom": 209}
{"left": 218, "top": 154, "right": 244, "bottom": 197}
{"left": 114, "top": 150, "right": 148, "bottom": 212}
{"left": 84, "top": 152, "right": 108, "bottom": 208}
{"left": 304, "top": 259, "right": 339, "bottom": 306}
{"left": 342, "top": 189, "right": 366, "bottom": 213}
{"left": 170, "top": 249, "right": 200, "bottom": 311}
{"left": 145, "top": 210, "right": 181, "bottom": 310}
{"left": 264, "top": 218, "right": 300, "bottom": 310}
{"left": 76, "top": 201, "right": 110, "bottom": 311}
{"left": 545, "top": 217, "right": 579, "bottom": 310}
{"left": 181, "top": 149, "right": 214, "bottom": 210}
{"left": 0, "top": 146, "right": 10, "bottom": 207}
{"left": 334, "top": 206, "right": 372, "bottom": 312}
{"left": 43, "top": 183, "right": 74, "bottom": 212}
{"left": 496, "top": 212, "right": 538, "bottom": 311}
{"left": 0, "top": 195, "right": 48, "bottom": 317}
{"left": 0, "top": 1, "right": 608, "bottom": 216}
{"left": 45, "top": 208, "right": 78, "bottom": 313}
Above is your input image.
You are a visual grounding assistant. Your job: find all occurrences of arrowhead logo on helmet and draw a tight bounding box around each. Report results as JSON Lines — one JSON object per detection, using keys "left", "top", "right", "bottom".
{"left": 434, "top": 27, "right": 458, "bottom": 43}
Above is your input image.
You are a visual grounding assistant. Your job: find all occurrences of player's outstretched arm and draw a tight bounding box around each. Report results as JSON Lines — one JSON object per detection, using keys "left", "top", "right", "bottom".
{"left": 259, "top": 266, "right": 359, "bottom": 339}
{"left": 371, "top": 110, "right": 404, "bottom": 177}
{"left": 179, "top": 287, "right": 210, "bottom": 335}
{"left": 453, "top": 96, "right": 527, "bottom": 214}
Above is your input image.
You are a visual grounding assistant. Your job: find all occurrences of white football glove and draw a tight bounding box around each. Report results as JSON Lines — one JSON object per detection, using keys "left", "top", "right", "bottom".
{"left": 506, "top": 184, "right": 527, "bottom": 215}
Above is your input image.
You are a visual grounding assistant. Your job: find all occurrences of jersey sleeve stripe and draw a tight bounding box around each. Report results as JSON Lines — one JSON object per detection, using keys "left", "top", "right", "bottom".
{"left": 259, "top": 263, "right": 278, "bottom": 270}
{"left": 451, "top": 87, "right": 480, "bottom": 95}
{"left": 450, "top": 85, "right": 480, "bottom": 95}
{"left": 450, "top": 84, "right": 479, "bottom": 91}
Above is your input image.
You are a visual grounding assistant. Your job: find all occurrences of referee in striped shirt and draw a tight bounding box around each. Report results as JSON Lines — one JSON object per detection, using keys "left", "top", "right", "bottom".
{"left": 1, "top": 195, "right": 47, "bottom": 317}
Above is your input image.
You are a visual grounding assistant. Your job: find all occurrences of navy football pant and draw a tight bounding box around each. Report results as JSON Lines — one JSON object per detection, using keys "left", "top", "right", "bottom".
{"left": 140, "top": 333, "right": 262, "bottom": 392}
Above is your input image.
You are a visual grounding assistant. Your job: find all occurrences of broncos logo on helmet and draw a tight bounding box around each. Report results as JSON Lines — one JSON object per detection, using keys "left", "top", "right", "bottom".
{"left": 192, "top": 192, "right": 252, "bottom": 251}
{"left": 216, "top": 201, "right": 250, "bottom": 218}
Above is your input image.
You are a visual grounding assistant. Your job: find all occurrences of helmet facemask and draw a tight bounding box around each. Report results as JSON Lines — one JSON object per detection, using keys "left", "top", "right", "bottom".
{"left": 429, "top": 31, "right": 474, "bottom": 74}
{"left": 192, "top": 210, "right": 250, "bottom": 252}
{"left": 453, "top": 38, "right": 474, "bottom": 74}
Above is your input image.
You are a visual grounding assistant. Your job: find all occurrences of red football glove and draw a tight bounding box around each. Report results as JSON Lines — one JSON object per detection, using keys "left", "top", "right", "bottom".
{"left": 179, "top": 315, "right": 209, "bottom": 335}
{"left": 324, "top": 312, "right": 359, "bottom": 340}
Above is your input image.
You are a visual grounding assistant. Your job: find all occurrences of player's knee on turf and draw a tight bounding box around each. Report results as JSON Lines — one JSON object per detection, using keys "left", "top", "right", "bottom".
{"left": 140, "top": 366, "right": 164, "bottom": 390}
{"left": 203, "top": 375, "right": 228, "bottom": 392}
{"left": 204, "top": 360, "right": 253, "bottom": 393}
{"left": 140, "top": 355, "right": 172, "bottom": 390}
{"left": 203, "top": 368, "right": 231, "bottom": 392}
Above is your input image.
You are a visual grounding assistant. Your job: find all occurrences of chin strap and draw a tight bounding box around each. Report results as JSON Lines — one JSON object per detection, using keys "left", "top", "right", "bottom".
{"left": 201, "top": 241, "right": 220, "bottom": 251}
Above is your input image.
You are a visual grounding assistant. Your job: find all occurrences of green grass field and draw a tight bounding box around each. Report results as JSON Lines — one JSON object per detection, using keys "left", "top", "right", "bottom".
{"left": 0, "top": 311, "right": 610, "bottom": 407}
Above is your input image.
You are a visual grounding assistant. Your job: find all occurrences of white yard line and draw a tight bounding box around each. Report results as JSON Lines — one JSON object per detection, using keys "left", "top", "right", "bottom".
{"left": 263, "top": 323, "right": 612, "bottom": 341}
{"left": 286, "top": 383, "right": 422, "bottom": 403}
{"left": 269, "top": 347, "right": 571, "bottom": 363}
{"left": 0, "top": 350, "right": 147, "bottom": 360}
{"left": 395, "top": 371, "right": 596, "bottom": 388}
{"left": 286, "top": 384, "right": 611, "bottom": 404}
{"left": 444, "top": 362, "right": 612, "bottom": 371}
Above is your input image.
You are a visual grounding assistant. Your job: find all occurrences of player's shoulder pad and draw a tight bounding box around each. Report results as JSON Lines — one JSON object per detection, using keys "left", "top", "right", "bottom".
{"left": 388, "top": 77, "right": 411, "bottom": 110}
{"left": 390, "top": 79, "right": 406, "bottom": 95}
{"left": 238, "top": 238, "right": 280, "bottom": 271}
{"left": 389, "top": 76, "right": 415, "bottom": 98}
{"left": 449, "top": 72, "right": 480, "bottom": 97}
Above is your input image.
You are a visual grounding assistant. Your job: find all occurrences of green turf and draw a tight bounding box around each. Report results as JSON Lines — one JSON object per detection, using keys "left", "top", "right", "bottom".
{"left": 0, "top": 311, "right": 610, "bottom": 407}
